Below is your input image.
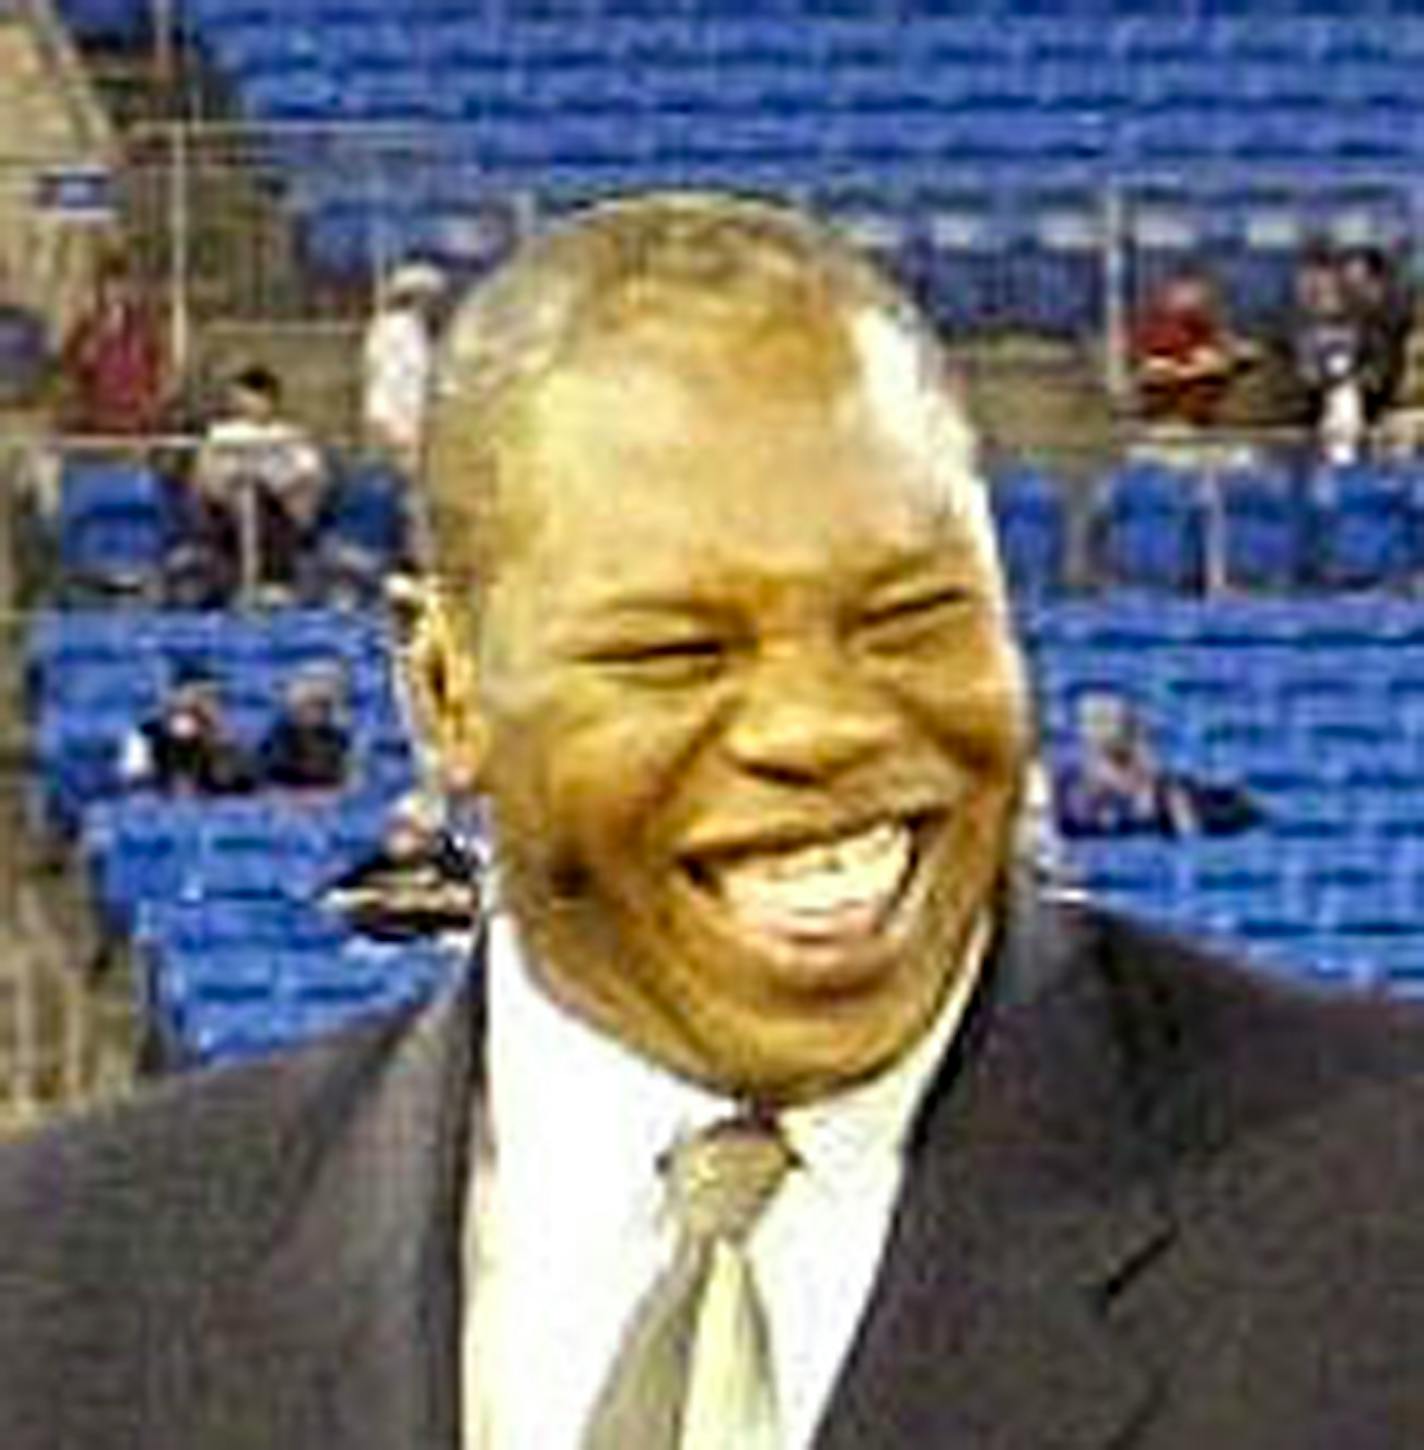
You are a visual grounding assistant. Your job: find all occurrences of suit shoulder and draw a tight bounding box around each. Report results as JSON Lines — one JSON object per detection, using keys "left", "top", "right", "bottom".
{"left": 0, "top": 999, "right": 419, "bottom": 1271}
{"left": 1073, "top": 902, "right": 1424, "bottom": 1161}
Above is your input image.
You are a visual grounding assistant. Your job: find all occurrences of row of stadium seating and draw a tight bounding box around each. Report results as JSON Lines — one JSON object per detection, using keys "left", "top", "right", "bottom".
{"left": 998, "top": 459, "right": 1424, "bottom": 598}
{"left": 1025, "top": 599, "right": 1424, "bottom": 991}
{"left": 84, "top": 800, "right": 462, "bottom": 1068}
{"left": 42, "top": 452, "right": 412, "bottom": 602}
{"left": 28, "top": 605, "right": 416, "bottom": 833}
{"left": 44, "top": 445, "right": 1424, "bottom": 611}
{"left": 60, "top": 4, "right": 1424, "bottom": 55}
{"left": 98, "top": 8, "right": 1416, "bottom": 285}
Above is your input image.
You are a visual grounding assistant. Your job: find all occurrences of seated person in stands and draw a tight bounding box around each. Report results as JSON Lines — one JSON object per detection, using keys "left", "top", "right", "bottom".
{"left": 1340, "top": 245, "right": 1413, "bottom": 427}
{"left": 1131, "top": 268, "right": 1254, "bottom": 428}
{"left": 117, "top": 663, "right": 254, "bottom": 795}
{"left": 257, "top": 661, "right": 351, "bottom": 790}
{"left": 1055, "top": 691, "right": 1262, "bottom": 838}
{"left": 319, "top": 791, "right": 479, "bottom": 941}
{"left": 1281, "top": 247, "right": 1373, "bottom": 464}
{"left": 189, "top": 364, "right": 330, "bottom": 599}
{"left": 59, "top": 256, "right": 166, "bottom": 437}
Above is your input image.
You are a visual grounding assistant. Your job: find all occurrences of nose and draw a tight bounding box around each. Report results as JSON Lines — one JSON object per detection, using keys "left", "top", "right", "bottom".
{"left": 720, "top": 647, "right": 899, "bottom": 784}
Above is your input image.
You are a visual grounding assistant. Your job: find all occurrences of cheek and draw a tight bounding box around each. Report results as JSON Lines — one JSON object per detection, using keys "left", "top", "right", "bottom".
{"left": 486, "top": 682, "right": 719, "bottom": 875}
{"left": 892, "top": 647, "right": 1031, "bottom": 784}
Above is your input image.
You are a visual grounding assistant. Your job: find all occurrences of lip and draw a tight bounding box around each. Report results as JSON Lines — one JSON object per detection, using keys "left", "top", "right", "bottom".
{"left": 677, "top": 804, "right": 946, "bottom": 874}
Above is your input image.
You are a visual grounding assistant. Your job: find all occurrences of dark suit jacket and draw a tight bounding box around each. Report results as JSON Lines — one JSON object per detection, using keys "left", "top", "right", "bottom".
{"left": 3, "top": 892, "right": 1424, "bottom": 1448}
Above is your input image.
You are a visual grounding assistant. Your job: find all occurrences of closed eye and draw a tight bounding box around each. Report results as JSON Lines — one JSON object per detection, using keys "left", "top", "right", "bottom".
{"left": 578, "top": 636, "right": 730, "bottom": 683}
{"left": 858, "top": 586, "right": 971, "bottom": 633}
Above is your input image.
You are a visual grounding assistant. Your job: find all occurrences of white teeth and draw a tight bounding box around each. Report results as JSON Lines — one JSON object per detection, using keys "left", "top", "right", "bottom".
{"left": 711, "top": 823, "right": 913, "bottom": 940}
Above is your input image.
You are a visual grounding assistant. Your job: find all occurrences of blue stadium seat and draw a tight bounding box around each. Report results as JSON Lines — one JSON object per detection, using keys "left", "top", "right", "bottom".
{"left": 56, "top": 0, "right": 151, "bottom": 44}
{"left": 1267, "top": 784, "right": 1355, "bottom": 842}
{"left": 1069, "top": 837, "right": 1182, "bottom": 917}
{"left": 137, "top": 896, "right": 348, "bottom": 954}
{"left": 1217, "top": 463, "right": 1302, "bottom": 592}
{"left": 38, "top": 655, "right": 164, "bottom": 717}
{"left": 1182, "top": 837, "right": 1287, "bottom": 932}
{"left": 1094, "top": 462, "right": 1208, "bottom": 593}
{"left": 57, "top": 458, "right": 175, "bottom": 597}
{"left": 193, "top": 803, "right": 328, "bottom": 901}
{"left": 201, "top": 19, "right": 327, "bottom": 76}
{"left": 83, "top": 796, "right": 203, "bottom": 927}
{"left": 990, "top": 464, "right": 1068, "bottom": 599}
{"left": 35, "top": 706, "right": 136, "bottom": 836}
{"left": 242, "top": 69, "right": 345, "bottom": 123}
{"left": 1306, "top": 462, "right": 1419, "bottom": 592}
{"left": 339, "top": 69, "right": 447, "bottom": 123}
{"left": 1121, "top": 106, "right": 1237, "bottom": 168}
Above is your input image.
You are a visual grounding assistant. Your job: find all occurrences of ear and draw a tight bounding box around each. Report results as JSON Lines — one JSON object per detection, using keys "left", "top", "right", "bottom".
{"left": 402, "top": 580, "right": 491, "bottom": 796}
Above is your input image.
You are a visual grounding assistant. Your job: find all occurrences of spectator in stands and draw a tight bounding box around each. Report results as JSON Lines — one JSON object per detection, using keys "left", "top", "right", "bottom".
{"left": 59, "top": 257, "right": 166, "bottom": 436}
{"left": 1055, "top": 690, "right": 1261, "bottom": 838}
{"left": 362, "top": 260, "right": 445, "bottom": 471}
{"left": 1130, "top": 267, "right": 1253, "bottom": 429}
{"left": 257, "top": 660, "right": 351, "bottom": 790}
{"left": 190, "top": 364, "right": 330, "bottom": 600}
{"left": 319, "top": 790, "right": 479, "bottom": 942}
{"left": 1284, "top": 247, "right": 1369, "bottom": 464}
{"left": 1340, "top": 245, "right": 1412, "bottom": 426}
{"left": 117, "top": 662, "right": 254, "bottom": 796}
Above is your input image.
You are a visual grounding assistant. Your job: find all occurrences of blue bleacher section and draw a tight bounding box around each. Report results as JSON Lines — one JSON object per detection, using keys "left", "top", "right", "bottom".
{"left": 58, "top": 7, "right": 1415, "bottom": 306}
{"left": 112, "top": 808, "right": 458, "bottom": 1069}
{"left": 1026, "top": 596, "right": 1424, "bottom": 994}
{"left": 1012, "top": 456, "right": 1424, "bottom": 597}
{"left": 28, "top": 605, "right": 415, "bottom": 835}
{"left": 23, "top": 597, "right": 451, "bottom": 1070}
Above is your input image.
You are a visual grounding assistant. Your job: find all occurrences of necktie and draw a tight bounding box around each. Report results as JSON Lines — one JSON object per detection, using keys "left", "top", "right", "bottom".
{"left": 583, "top": 1114, "right": 795, "bottom": 1450}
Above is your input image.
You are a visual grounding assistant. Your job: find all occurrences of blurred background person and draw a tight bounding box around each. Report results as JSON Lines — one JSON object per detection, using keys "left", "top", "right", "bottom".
{"left": 257, "top": 660, "right": 351, "bottom": 790}
{"left": 1339, "top": 245, "right": 1412, "bottom": 429}
{"left": 117, "top": 662, "right": 254, "bottom": 796}
{"left": 58, "top": 256, "right": 166, "bottom": 437}
{"left": 319, "top": 790, "right": 479, "bottom": 943}
{"left": 361, "top": 260, "right": 445, "bottom": 472}
{"left": 1055, "top": 690, "right": 1262, "bottom": 838}
{"left": 1131, "top": 267, "right": 1255, "bottom": 430}
{"left": 189, "top": 364, "right": 330, "bottom": 601}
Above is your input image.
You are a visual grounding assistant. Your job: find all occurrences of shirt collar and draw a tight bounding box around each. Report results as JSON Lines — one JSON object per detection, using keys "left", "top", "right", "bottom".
{"left": 486, "top": 909, "right": 989, "bottom": 1198}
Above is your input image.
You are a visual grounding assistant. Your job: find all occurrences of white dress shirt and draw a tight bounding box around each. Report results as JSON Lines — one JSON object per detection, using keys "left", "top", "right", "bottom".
{"left": 464, "top": 910, "right": 986, "bottom": 1450}
{"left": 362, "top": 306, "right": 433, "bottom": 457}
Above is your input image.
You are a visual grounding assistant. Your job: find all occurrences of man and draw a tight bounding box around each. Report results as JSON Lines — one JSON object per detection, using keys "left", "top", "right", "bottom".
{"left": 320, "top": 790, "right": 480, "bottom": 944}
{"left": 117, "top": 661, "right": 255, "bottom": 797}
{"left": 363, "top": 259, "right": 446, "bottom": 471}
{"left": 3, "top": 194, "right": 1424, "bottom": 1449}
{"left": 190, "top": 364, "right": 329, "bottom": 598}
{"left": 257, "top": 661, "right": 352, "bottom": 791}
{"left": 1054, "top": 690, "right": 1262, "bottom": 839}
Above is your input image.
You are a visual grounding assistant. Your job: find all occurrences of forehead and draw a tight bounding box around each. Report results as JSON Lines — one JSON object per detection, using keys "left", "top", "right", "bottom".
{"left": 490, "top": 319, "right": 988, "bottom": 594}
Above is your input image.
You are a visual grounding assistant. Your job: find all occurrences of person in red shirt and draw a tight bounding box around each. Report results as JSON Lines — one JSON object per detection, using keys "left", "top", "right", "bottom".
{"left": 1131, "top": 268, "right": 1251, "bottom": 427}
{"left": 60, "top": 259, "right": 166, "bottom": 436}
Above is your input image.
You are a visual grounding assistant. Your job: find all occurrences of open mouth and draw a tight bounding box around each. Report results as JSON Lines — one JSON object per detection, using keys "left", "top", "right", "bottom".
{"left": 680, "top": 814, "right": 934, "bottom": 965}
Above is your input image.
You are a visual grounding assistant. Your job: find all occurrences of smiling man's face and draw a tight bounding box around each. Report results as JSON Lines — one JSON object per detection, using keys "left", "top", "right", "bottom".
{"left": 439, "top": 297, "right": 1029, "bottom": 1104}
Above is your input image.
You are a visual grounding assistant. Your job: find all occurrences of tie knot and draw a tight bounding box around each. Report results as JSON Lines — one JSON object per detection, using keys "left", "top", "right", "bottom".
{"left": 664, "top": 1115, "right": 795, "bottom": 1245}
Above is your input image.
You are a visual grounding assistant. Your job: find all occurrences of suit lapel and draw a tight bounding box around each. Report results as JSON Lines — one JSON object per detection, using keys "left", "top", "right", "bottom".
{"left": 815, "top": 892, "right": 1177, "bottom": 1450}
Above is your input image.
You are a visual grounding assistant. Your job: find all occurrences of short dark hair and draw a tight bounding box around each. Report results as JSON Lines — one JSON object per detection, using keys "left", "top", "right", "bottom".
{"left": 230, "top": 364, "right": 282, "bottom": 403}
